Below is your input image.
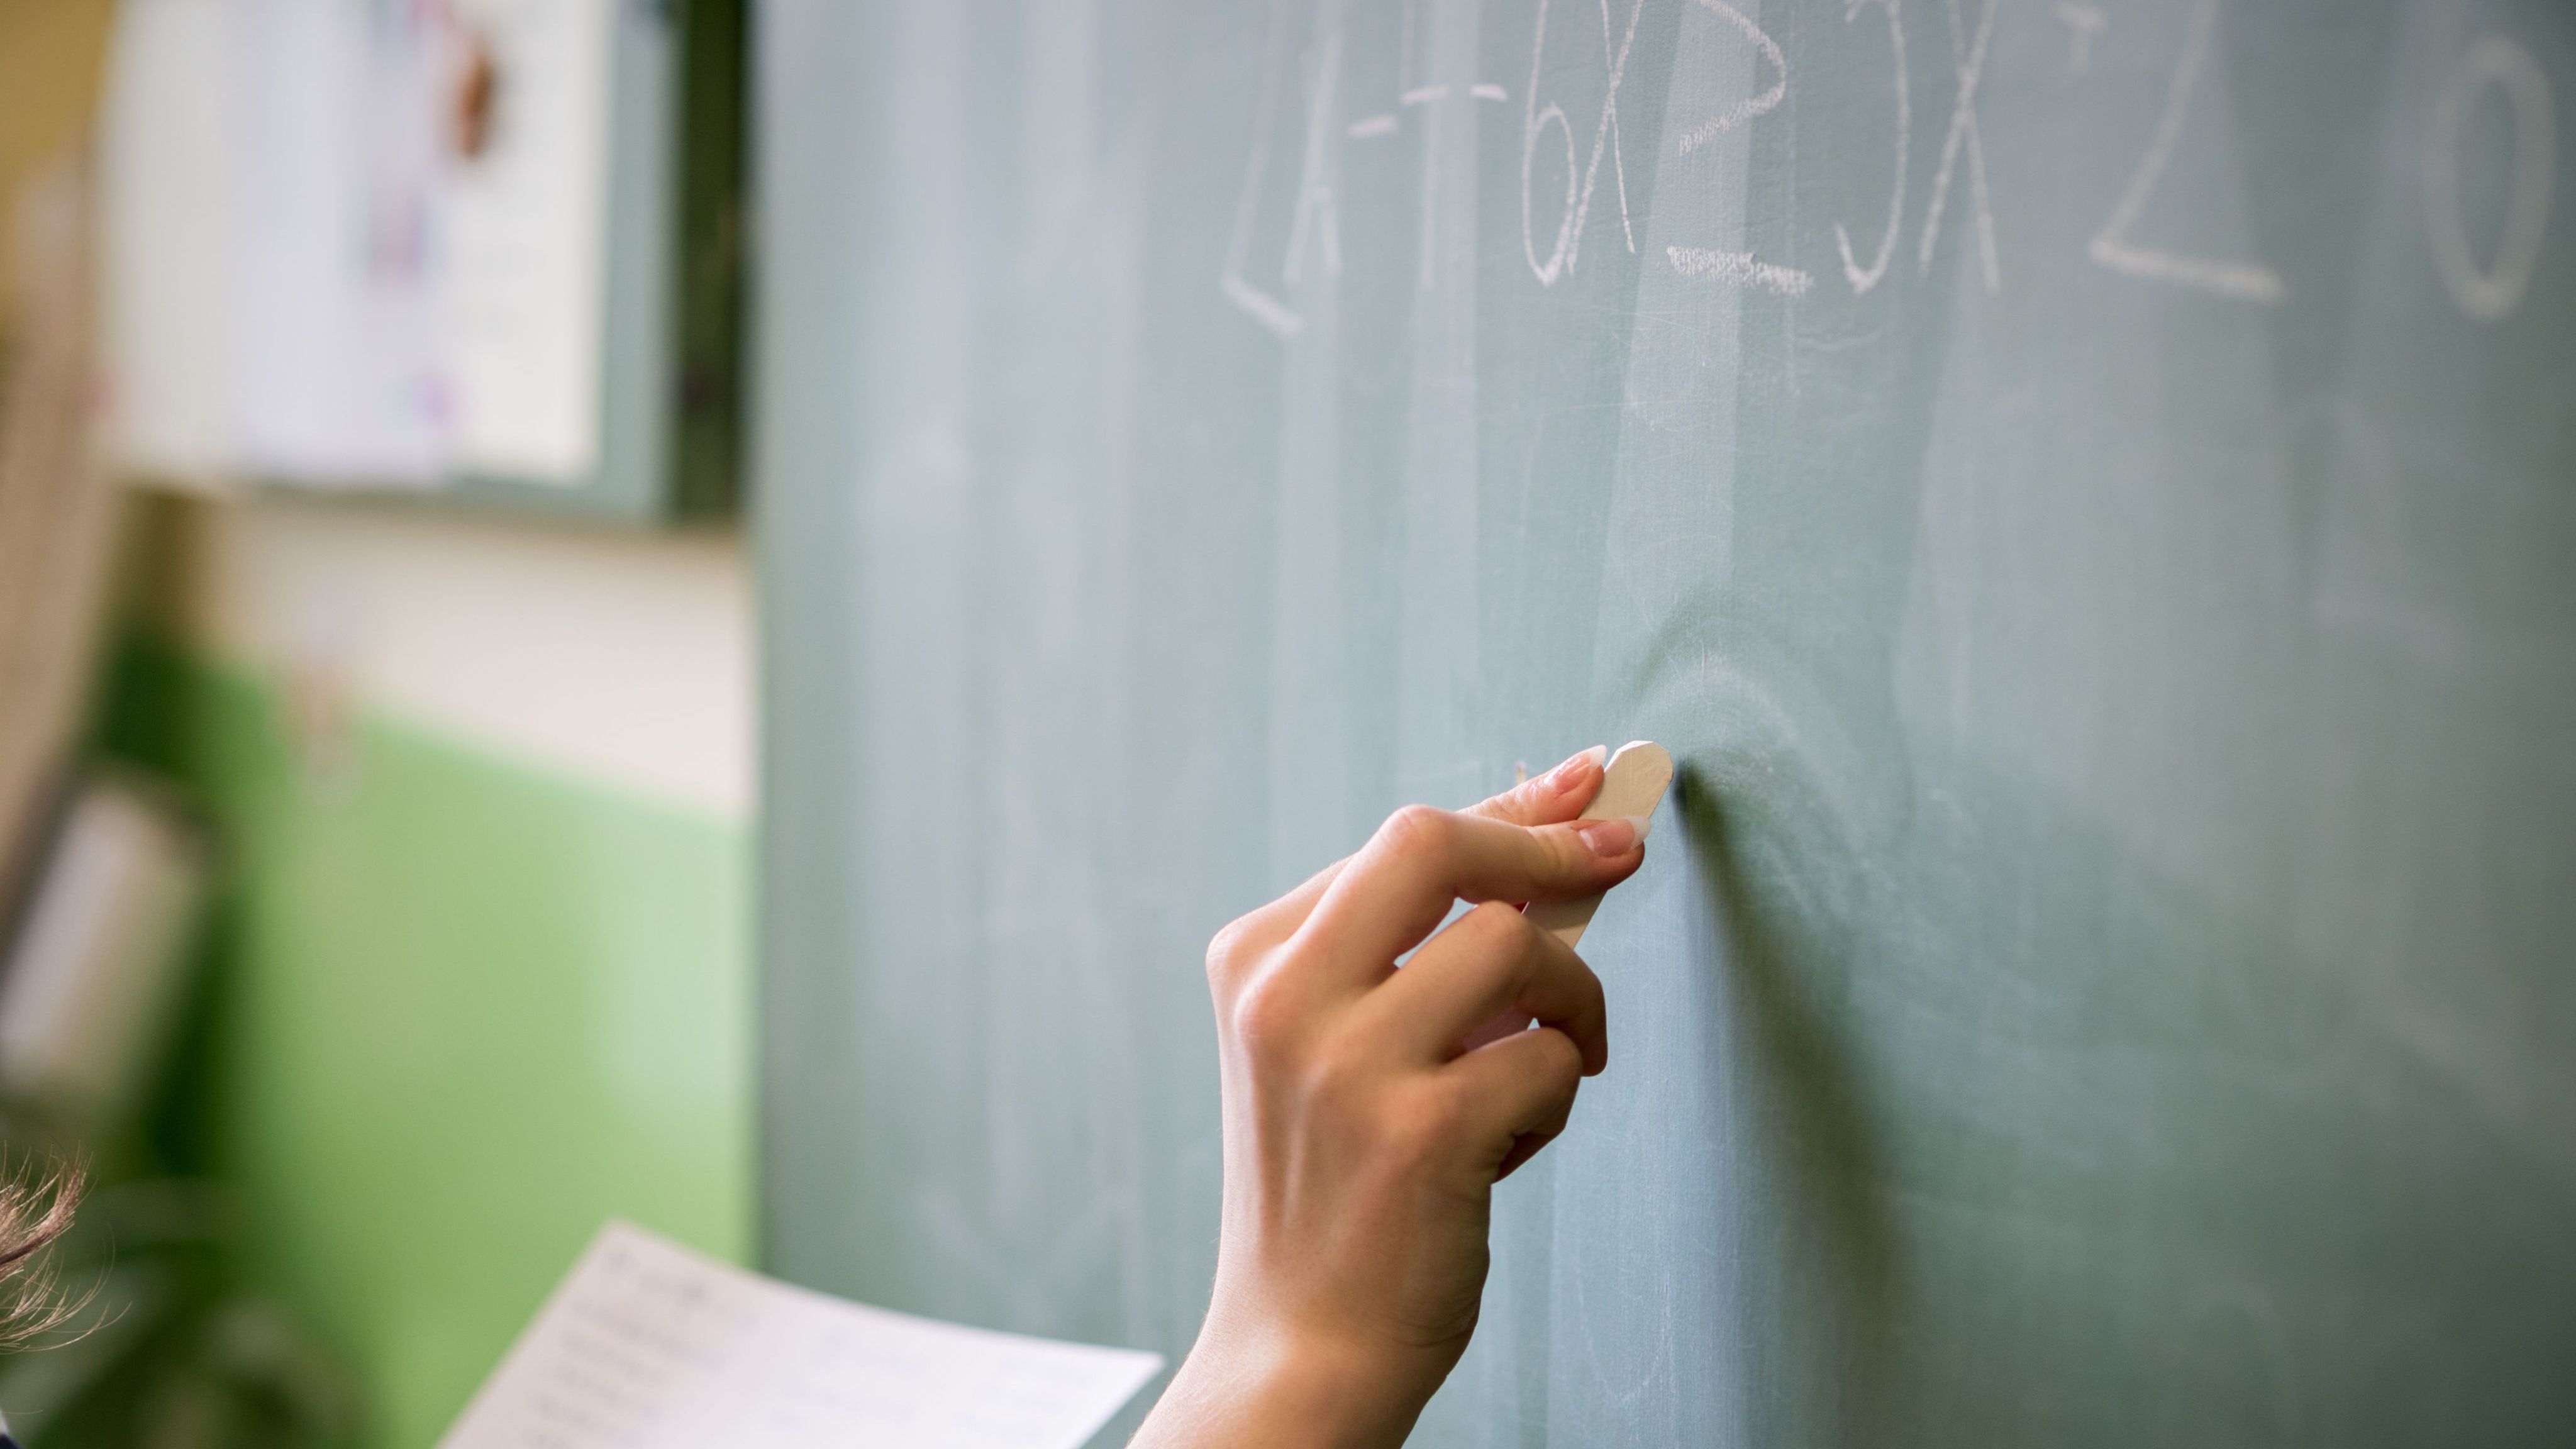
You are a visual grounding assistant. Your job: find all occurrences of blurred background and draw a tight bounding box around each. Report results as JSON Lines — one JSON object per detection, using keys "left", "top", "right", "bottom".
{"left": 8, "top": 2, "right": 2572, "bottom": 1446}
{"left": 0, "top": 1, "right": 749, "bottom": 1444}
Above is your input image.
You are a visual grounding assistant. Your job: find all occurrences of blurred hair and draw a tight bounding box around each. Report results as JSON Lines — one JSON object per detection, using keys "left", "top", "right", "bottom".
{"left": 0, "top": 1155, "right": 84, "bottom": 1347}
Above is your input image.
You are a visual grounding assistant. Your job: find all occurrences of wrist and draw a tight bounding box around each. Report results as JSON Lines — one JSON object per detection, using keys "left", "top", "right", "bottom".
{"left": 1138, "top": 1311, "right": 1449, "bottom": 1449}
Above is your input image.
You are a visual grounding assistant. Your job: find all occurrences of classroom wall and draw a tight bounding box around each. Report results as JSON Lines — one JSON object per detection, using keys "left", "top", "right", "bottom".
{"left": 97, "top": 492, "right": 755, "bottom": 1449}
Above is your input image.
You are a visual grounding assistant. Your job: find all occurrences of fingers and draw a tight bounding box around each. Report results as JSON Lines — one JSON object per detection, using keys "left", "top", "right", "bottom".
{"left": 1363, "top": 901, "right": 1607, "bottom": 1074}
{"left": 1464, "top": 747, "right": 1607, "bottom": 827}
{"left": 1206, "top": 854, "right": 1352, "bottom": 979}
{"left": 1209, "top": 746, "right": 1630, "bottom": 996}
{"left": 1246, "top": 747, "right": 1603, "bottom": 961}
{"left": 1209, "top": 745, "right": 1601, "bottom": 972}
{"left": 1297, "top": 801, "right": 1646, "bottom": 975}
{"left": 1441, "top": 1025, "right": 1587, "bottom": 1182}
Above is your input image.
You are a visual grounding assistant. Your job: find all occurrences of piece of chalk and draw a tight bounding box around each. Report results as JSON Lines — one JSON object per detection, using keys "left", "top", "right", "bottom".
{"left": 1526, "top": 740, "right": 1674, "bottom": 950}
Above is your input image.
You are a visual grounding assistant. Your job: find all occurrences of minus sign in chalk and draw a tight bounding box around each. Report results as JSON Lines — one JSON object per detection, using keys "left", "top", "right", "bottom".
{"left": 1527, "top": 740, "right": 1673, "bottom": 950}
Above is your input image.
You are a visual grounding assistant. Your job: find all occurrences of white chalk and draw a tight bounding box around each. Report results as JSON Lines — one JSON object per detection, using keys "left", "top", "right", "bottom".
{"left": 1528, "top": 740, "right": 1674, "bottom": 950}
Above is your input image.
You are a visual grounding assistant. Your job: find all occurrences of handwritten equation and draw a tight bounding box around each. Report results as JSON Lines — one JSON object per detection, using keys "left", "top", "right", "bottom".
{"left": 1223, "top": 0, "right": 2558, "bottom": 333}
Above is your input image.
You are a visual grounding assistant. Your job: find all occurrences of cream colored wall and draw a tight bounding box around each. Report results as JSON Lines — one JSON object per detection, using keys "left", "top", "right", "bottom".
{"left": 139, "top": 490, "right": 756, "bottom": 820}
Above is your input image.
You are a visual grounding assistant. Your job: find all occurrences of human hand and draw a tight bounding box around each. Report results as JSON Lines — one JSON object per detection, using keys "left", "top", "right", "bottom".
{"left": 1132, "top": 748, "right": 1648, "bottom": 1448}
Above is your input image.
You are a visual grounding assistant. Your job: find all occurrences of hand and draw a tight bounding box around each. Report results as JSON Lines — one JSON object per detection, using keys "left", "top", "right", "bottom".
{"left": 1132, "top": 749, "right": 1649, "bottom": 1448}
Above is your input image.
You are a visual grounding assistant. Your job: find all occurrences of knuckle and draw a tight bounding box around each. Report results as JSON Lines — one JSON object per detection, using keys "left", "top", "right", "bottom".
{"left": 1548, "top": 821, "right": 1602, "bottom": 875}
{"left": 1457, "top": 899, "right": 1537, "bottom": 963}
{"left": 1203, "top": 915, "right": 1258, "bottom": 985}
{"left": 1224, "top": 969, "right": 1302, "bottom": 1063}
{"left": 1377, "top": 802, "right": 1453, "bottom": 860}
{"left": 1533, "top": 1028, "right": 1586, "bottom": 1087}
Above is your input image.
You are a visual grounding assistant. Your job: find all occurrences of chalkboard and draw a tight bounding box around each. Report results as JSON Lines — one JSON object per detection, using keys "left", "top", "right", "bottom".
{"left": 755, "top": 1, "right": 2576, "bottom": 1443}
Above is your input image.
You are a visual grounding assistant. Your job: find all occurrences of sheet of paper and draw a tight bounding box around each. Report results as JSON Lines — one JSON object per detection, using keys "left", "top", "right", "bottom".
{"left": 438, "top": 1223, "right": 1165, "bottom": 1449}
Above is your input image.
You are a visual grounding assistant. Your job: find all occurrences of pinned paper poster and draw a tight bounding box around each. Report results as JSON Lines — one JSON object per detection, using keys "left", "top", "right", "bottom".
{"left": 98, "top": 0, "right": 613, "bottom": 487}
{"left": 438, "top": 1223, "right": 1164, "bottom": 1449}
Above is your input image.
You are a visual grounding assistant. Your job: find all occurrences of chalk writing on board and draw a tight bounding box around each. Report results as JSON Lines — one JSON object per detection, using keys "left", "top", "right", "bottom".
{"left": 1360, "top": 9, "right": 1514, "bottom": 291}
{"left": 1282, "top": 29, "right": 1345, "bottom": 287}
{"left": 1668, "top": 245, "right": 1814, "bottom": 296}
{"left": 1664, "top": 0, "right": 1811, "bottom": 296}
{"left": 1524, "top": 0, "right": 1647, "bottom": 286}
{"left": 2424, "top": 33, "right": 2556, "bottom": 322}
{"left": 1835, "top": 0, "right": 1909, "bottom": 296}
{"left": 1216, "top": 0, "right": 2564, "bottom": 334}
{"left": 1675, "top": 0, "right": 1785, "bottom": 154}
{"left": 2087, "top": 0, "right": 2286, "bottom": 304}
{"left": 1919, "top": 0, "right": 2002, "bottom": 293}
{"left": 1219, "top": 3, "right": 1304, "bottom": 338}
{"left": 1228, "top": 1, "right": 1521, "bottom": 316}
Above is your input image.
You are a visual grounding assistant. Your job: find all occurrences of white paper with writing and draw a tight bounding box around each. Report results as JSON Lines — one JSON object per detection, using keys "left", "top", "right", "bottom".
{"left": 439, "top": 1223, "right": 1163, "bottom": 1449}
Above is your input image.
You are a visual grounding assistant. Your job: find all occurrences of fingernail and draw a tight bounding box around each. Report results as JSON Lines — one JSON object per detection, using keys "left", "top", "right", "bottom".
{"left": 1626, "top": 813, "right": 1653, "bottom": 842}
{"left": 1543, "top": 745, "right": 1609, "bottom": 791}
{"left": 1575, "top": 816, "right": 1638, "bottom": 856}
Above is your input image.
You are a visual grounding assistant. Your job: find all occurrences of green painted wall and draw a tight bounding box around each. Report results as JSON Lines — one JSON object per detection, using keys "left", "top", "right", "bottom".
{"left": 97, "top": 635, "right": 753, "bottom": 1449}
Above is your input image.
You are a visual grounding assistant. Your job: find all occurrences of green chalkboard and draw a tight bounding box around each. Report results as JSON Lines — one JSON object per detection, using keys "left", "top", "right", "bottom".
{"left": 755, "top": 1, "right": 2575, "bottom": 1443}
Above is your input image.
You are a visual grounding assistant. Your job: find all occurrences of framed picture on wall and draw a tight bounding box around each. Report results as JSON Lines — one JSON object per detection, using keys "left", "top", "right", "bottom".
{"left": 97, "top": 0, "right": 744, "bottom": 525}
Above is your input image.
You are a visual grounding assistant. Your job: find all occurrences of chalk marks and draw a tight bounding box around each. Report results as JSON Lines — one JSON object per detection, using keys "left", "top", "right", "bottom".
{"left": 1217, "top": 0, "right": 2564, "bottom": 336}
{"left": 1920, "top": 0, "right": 2001, "bottom": 293}
{"left": 1665, "top": 0, "right": 1813, "bottom": 296}
{"left": 2087, "top": 0, "right": 2285, "bottom": 304}
{"left": 1282, "top": 30, "right": 1345, "bottom": 286}
{"left": 2053, "top": 1, "right": 2106, "bottom": 75}
{"left": 1668, "top": 245, "right": 1814, "bottom": 296}
{"left": 1218, "top": 5, "right": 1304, "bottom": 338}
{"left": 1524, "top": 0, "right": 1646, "bottom": 286}
{"left": 1223, "top": 0, "right": 1523, "bottom": 328}
{"left": 1593, "top": 0, "right": 1647, "bottom": 266}
{"left": 1221, "top": 272, "right": 1304, "bottom": 339}
{"left": 1834, "top": 0, "right": 1909, "bottom": 296}
{"left": 1674, "top": 0, "right": 1785, "bottom": 155}
{"left": 2424, "top": 33, "right": 2555, "bottom": 322}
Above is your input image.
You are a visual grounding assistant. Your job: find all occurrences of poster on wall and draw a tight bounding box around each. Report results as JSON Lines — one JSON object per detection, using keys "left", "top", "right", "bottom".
{"left": 99, "top": 0, "right": 612, "bottom": 491}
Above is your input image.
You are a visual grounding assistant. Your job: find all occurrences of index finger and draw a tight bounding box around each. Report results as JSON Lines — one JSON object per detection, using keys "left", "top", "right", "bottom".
{"left": 1295, "top": 804, "right": 1646, "bottom": 974}
{"left": 1239, "top": 747, "right": 1614, "bottom": 952}
{"left": 1465, "top": 746, "right": 1609, "bottom": 826}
